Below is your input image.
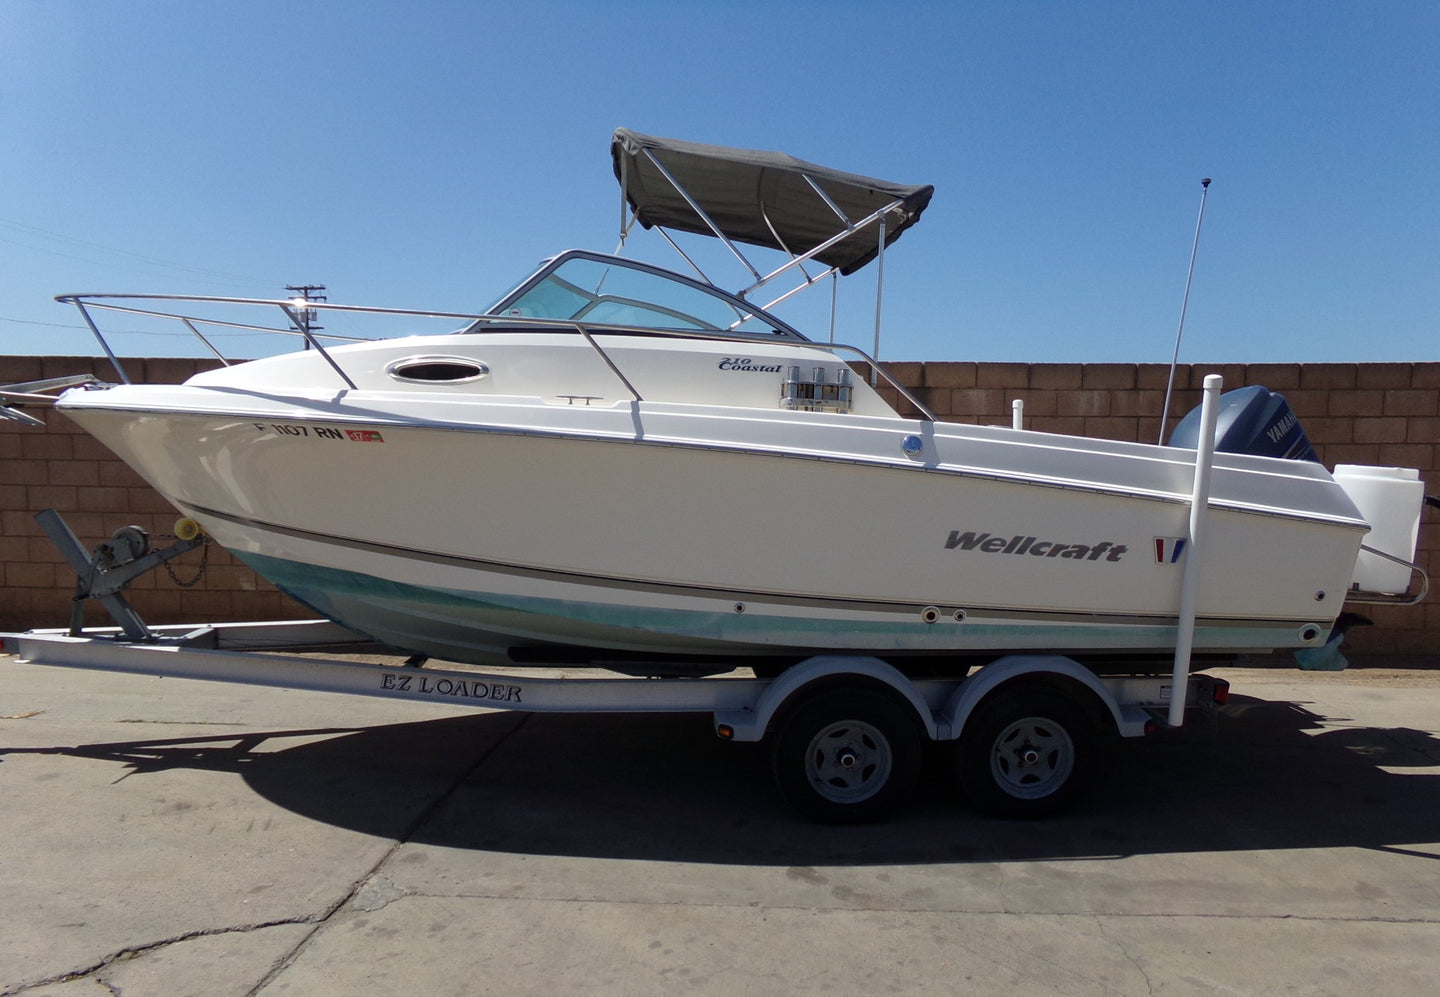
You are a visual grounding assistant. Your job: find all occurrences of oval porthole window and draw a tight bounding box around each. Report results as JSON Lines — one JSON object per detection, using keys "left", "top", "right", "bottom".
{"left": 386, "top": 356, "right": 489, "bottom": 384}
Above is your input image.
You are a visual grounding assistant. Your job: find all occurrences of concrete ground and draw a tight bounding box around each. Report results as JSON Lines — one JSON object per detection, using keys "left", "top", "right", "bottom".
{"left": 2, "top": 653, "right": 1438, "bottom": 996}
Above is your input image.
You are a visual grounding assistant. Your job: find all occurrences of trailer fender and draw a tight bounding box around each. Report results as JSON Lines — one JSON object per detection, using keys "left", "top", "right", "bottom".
{"left": 713, "top": 655, "right": 939, "bottom": 742}
{"left": 941, "top": 655, "right": 1127, "bottom": 740}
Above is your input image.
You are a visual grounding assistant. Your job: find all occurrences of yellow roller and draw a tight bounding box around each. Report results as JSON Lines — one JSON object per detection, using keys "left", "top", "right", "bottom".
{"left": 173, "top": 517, "right": 203, "bottom": 541}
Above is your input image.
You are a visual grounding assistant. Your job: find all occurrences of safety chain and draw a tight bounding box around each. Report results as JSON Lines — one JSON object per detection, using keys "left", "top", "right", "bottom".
{"left": 160, "top": 533, "right": 212, "bottom": 588}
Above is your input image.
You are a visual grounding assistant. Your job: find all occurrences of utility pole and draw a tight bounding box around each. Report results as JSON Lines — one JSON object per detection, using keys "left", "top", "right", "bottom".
{"left": 285, "top": 284, "right": 327, "bottom": 348}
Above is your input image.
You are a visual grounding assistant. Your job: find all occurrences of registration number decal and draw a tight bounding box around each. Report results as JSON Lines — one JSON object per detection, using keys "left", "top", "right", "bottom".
{"left": 254, "top": 423, "right": 385, "bottom": 443}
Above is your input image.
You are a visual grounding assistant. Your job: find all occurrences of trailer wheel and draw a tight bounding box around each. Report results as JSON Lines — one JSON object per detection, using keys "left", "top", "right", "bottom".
{"left": 772, "top": 687, "right": 922, "bottom": 824}
{"left": 957, "top": 687, "right": 1099, "bottom": 819}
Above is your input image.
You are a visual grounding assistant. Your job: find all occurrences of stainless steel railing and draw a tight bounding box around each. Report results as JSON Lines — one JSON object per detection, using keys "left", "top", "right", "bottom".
{"left": 52, "top": 293, "right": 937, "bottom": 421}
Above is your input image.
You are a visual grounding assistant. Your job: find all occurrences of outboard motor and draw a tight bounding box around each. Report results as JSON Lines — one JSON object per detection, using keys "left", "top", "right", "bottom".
{"left": 1169, "top": 386, "right": 1429, "bottom": 673}
{"left": 1168, "top": 384, "right": 1318, "bottom": 461}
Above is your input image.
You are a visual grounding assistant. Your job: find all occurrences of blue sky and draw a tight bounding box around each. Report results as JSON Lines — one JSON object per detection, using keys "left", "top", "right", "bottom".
{"left": 1, "top": 1, "right": 1436, "bottom": 363}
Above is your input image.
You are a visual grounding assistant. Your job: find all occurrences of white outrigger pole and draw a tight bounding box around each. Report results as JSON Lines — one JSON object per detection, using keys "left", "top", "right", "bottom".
{"left": 1169, "top": 373, "right": 1223, "bottom": 726}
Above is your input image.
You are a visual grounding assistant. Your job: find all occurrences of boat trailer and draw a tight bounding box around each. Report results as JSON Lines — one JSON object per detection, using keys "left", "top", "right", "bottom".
{"left": 4, "top": 510, "right": 1229, "bottom": 824}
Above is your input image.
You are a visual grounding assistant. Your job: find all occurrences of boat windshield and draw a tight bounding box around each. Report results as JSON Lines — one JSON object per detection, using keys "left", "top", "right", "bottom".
{"left": 480, "top": 252, "right": 807, "bottom": 340}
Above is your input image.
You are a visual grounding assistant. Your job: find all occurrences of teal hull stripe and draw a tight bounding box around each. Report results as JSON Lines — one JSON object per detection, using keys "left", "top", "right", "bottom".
{"left": 237, "top": 551, "right": 1294, "bottom": 652}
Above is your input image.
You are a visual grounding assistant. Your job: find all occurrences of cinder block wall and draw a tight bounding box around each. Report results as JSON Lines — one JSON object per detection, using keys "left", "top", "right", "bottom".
{"left": 3, "top": 356, "right": 1436, "bottom": 659}
{"left": 1, "top": 356, "right": 297, "bottom": 629}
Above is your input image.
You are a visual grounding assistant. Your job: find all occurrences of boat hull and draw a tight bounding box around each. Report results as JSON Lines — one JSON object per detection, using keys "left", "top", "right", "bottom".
{"left": 57, "top": 385, "right": 1368, "bottom": 668}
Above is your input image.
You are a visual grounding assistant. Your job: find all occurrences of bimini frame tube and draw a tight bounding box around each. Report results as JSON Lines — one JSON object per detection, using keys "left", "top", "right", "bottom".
{"left": 1169, "top": 373, "right": 1222, "bottom": 727}
{"left": 750, "top": 197, "right": 902, "bottom": 302}
{"left": 639, "top": 147, "right": 763, "bottom": 284}
{"left": 871, "top": 214, "right": 888, "bottom": 373}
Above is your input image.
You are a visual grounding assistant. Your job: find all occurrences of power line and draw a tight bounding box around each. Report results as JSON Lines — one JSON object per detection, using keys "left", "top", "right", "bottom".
{"left": 0, "top": 314, "right": 277, "bottom": 341}
{"left": 0, "top": 217, "right": 283, "bottom": 289}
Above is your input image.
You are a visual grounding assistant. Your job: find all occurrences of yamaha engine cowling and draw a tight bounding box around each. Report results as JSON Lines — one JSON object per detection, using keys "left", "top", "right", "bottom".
{"left": 1168, "top": 384, "right": 1318, "bottom": 461}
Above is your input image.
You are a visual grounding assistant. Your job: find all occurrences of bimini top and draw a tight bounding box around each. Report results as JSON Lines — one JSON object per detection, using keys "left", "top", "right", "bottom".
{"left": 611, "top": 128, "right": 933, "bottom": 276}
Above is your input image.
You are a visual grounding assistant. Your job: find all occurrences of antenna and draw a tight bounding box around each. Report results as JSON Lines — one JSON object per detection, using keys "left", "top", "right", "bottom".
{"left": 1157, "top": 178, "right": 1212, "bottom": 445}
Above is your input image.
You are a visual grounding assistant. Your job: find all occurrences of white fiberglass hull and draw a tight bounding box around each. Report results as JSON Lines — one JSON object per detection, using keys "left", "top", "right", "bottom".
{"left": 57, "top": 381, "right": 1369, "bottom": 669}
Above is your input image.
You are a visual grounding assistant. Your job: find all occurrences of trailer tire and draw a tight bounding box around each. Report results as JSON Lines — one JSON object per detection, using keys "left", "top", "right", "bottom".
{"left": 771, "top": 687, "right": 922, "bottom": 824}
{"left": 957, "top": 686, "right": 1098, "bottom": 818}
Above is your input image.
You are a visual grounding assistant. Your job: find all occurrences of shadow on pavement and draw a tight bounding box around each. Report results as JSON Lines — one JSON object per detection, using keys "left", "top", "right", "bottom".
{"left": 5, "top": 694, "right": 1438, "bottom": 866}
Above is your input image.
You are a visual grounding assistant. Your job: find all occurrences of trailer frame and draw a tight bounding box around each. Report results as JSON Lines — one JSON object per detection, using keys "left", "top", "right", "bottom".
{"left": 3, "top": 618, "right": 1227, "bottom": 823}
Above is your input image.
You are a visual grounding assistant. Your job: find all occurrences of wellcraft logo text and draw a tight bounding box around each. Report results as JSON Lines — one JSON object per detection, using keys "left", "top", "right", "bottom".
{"left": 945, "top": 531, "right": 1129, "bottom": 562}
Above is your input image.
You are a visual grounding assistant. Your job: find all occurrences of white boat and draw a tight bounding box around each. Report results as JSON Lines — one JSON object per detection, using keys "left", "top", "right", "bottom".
{"left": 21, "top": 130, "right": 1427, "bottom": 673}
